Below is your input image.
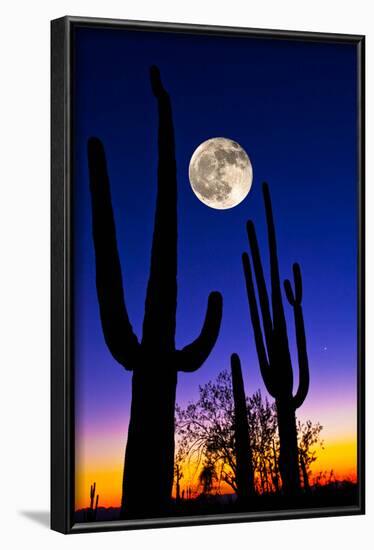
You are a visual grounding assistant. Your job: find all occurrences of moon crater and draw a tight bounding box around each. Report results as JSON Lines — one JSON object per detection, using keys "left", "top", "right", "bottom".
{"left": 189, "top": 137, "right": 253, "bottom": 209}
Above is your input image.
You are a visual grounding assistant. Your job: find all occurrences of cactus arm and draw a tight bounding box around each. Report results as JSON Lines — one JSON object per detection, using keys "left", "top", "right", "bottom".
{"left": 262, "top": 183, "right": 289, "bottom": 339}
{"left": 177, "top": 291, "right": 223, "bottom": 372}
{"left": 292, "top": 306, "right": 309, "bottom": 409}
{"left": 284, "top": 263, "right": 302, "bottom": 305}
{"left": 242, "top": 252, "right": 276, "bottom": 397}
{"left": 284, "top": 263, "right": 310, "bottom": 409}
{"left": 88, "top": 138, "right": 139, "bottom": 370}
{"left": 246, "top": 220, "right": 273, "bottom": 351}
{"left": 142, "top": 66, "right": 178, "bottom": 351}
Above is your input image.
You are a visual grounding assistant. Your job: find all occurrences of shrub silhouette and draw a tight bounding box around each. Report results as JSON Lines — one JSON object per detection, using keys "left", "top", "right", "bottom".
{"left": 87, "top": 66, "right": 223, "bottom": 518}
{"left": 242, "top": 182, "right": 310, "bottom": 495}
{"left": 198, "top": 462, "right": 217, "bottom": 495}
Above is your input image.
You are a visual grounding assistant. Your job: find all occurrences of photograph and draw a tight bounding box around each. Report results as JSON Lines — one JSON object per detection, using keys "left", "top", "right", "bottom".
{"left": 1, "top": 0, "right": 372, "bottom": 548}
{"left": 52, "top": 18, "right": 364, "bottom": 530}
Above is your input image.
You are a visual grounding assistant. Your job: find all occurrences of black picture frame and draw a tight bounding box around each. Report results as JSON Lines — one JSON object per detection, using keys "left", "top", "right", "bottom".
{"left": 51, "top": 16, "right": 365, "bottom": 534}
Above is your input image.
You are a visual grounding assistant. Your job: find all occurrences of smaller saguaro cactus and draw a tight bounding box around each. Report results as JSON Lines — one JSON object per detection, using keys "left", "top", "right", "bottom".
{"left": 242, "top": 182, "right": 309, "bottom": 496}
{"left": 85, "top": 482, "right": 99, "bottom": 522}
{"left": 230, "top": 353, "right": 255, "bottom": 501}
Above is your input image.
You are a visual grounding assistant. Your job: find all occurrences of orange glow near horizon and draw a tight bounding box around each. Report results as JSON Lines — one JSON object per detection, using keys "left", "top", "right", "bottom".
{"left": 75, "top": 391, "right": 358, "bottom": 510}
{"left": 75, "top": 433, "right": 357, "bottom": 510}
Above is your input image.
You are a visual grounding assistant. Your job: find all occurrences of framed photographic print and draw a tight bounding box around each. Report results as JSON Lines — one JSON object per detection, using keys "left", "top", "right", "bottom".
{"left": 51, "top": 16, "right": 365, "bottom": 534}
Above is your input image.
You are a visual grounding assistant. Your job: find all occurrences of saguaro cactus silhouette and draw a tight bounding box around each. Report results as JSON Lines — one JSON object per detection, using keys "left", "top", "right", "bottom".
{"left": 85, "top": 483, "right": 99, "bottom": 522}
{"left": 87, "top": 66, "right": 223, "bottom": 518}
{"left": 230, "top": 353, "right": 255, "bottom": 501}
{"left": 242, "top": 183, "right": 309, "bottom": 496}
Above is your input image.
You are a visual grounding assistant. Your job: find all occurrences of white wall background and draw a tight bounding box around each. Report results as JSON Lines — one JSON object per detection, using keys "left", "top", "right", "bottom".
{"left": 0, "top": 0, "right": 371, "bottom": 547}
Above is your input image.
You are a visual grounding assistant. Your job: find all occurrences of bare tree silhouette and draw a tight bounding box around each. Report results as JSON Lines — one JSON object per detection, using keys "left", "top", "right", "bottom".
{"left": 298, "top": 420, "right": 324, "bottom": 492}
{"left": 176, "top": 369, "right": 317, "bottom": 497}
{"left": 174, "top": 448, "right": 184, "bottom": 503}
{"left": 175, "top": 371, "right": 237, "bottom": 493}
{"left": 88, "top": 66, "right": 223, "bottom": 518}
{"left": 176, "top": 371, "right": 323, "bottom": 501}
{"left": 248, "top": 391, "right": 280, "bottom": 493}
{"left": 242, "top": 182, "right": 310, "bottom": 495}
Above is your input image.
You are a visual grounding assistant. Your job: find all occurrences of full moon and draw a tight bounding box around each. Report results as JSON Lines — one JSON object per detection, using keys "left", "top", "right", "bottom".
{"left": 188, "top": 137, "right": 253, "bottom": 209}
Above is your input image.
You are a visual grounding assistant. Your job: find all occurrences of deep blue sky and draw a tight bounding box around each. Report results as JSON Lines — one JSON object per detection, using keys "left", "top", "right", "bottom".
{"left": 73, "top": 26, "right": 357, "bottom": 442}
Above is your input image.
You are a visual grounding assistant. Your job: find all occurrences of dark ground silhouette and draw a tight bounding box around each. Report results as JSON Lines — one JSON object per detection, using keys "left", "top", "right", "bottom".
{"left": 87, "top": 66, "right": 223, "bottom": 519}
{"left": 75, "top": 481, "right": 358, "bottom": 523}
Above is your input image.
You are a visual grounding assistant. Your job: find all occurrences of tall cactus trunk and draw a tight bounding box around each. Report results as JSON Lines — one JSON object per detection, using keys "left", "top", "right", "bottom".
{"left": 276, "top": 399, "right": 300, "bottom": 495}
{"left": 230, "top": 353, "right": 255, "bottom": 501}
{"left": 120, "top": 65, "right": 178, "bottom": 518}
{"left": 121, "top": 369, "right": 177, "bottom": 517}
{"left": 242, "top": 182, "right": 309, "bottom": 497}
{"left": 88, "top": 66, "right": 222, "bottom": 519}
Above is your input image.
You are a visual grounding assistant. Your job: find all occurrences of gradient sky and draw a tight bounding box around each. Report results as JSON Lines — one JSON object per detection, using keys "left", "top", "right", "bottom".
{"left": 73, "top": 25, "right": 358, "bottom": 509}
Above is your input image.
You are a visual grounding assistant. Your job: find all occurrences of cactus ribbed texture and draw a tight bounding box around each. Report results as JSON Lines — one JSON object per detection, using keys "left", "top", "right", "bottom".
{"left": 242, "top": 182, "right": 309, "bottom": 495}
{"left": 230, "top": 353, "right": 255, "bottom": 501}
{"left": 88, "top": 66, "right": 223, "bottom": 518}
